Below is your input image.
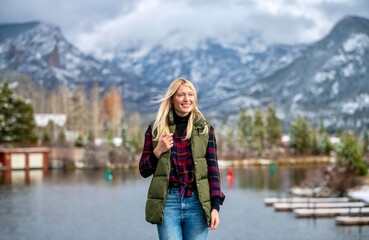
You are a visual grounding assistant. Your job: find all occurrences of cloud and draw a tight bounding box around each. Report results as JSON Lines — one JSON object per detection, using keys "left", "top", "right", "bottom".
{"left": 1, "top": 0, "right": 368, "bottom": 55}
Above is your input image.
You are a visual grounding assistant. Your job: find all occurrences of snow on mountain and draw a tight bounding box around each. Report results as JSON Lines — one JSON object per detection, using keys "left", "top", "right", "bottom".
{"left": 239, "top": 16, "right": 369, "bottom": 130}
{"left": 113, "top": 36, "right": 305, "bottom": 110}
{"left": 1, "top": 16, "right": 368, "bottom": 131}
{"left": 0, "top": 21, "right": 158, "bottom": 111}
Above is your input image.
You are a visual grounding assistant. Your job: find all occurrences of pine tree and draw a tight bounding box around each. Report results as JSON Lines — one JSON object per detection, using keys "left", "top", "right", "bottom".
{"left": 362, "top": 130, "right": 369, "bottom": 154}
{"left": 322, "top": 132, "right": 333, "bottom": 155}
{"left": 224, "top": 123, "right": 237, "bottom": 157}
{"left": 289, "top": 116, "right": 311, "bottom": 154}
{"left": 253, "top": 108, "right": 265, "bottom": 156}
{"left": 266, "top": 106, "right": 282, "bottom": 149}
{"left": 336, "top": 132, "right": 367, "bottom": 176}
{"left": 311, "top": 130, "right": 321, "bottom": 155}
{"left": 237, "top": 108, "right": 253, "bottom": 156}
{"left": 0, "top": 81, "right": 37, "bottom": 144}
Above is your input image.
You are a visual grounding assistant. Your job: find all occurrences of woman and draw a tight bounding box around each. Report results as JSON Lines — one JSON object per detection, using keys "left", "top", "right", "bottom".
{"left": 139, "top": 78, "right": 225, "bottom": 240}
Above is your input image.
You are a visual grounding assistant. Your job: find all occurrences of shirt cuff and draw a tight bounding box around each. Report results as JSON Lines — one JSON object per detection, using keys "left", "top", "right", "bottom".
{"left": 211, "top": 197, "right": 221, "bottom": 212}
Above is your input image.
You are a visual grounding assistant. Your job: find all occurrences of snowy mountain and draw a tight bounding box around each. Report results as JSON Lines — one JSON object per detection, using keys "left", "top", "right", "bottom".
{"left": 0, "top": 21, "right": 158, "bottom": 111}
{"left": 0, "top": 16, "right": 368, "bottom": 131}
{"left": 237, "top": 16, "right": 369, "bottom": 130}
{"left": 113, "top": 36, "right": 305, "bottom": 110}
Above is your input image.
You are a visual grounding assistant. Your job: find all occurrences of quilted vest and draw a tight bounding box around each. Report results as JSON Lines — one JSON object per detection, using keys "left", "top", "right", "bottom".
{"left": 145, "top": 111, "right": 211, "bottom": 225}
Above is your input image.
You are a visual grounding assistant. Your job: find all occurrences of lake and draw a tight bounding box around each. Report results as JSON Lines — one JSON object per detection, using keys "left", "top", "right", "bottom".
{"left": 0, "top": 166, "right": 368, "bottom": 240}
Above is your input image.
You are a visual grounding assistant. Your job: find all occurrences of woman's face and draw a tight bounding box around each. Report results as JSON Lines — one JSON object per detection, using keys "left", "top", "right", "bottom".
{"left": 172, "top": 85, "right": 195, "bottom": 117}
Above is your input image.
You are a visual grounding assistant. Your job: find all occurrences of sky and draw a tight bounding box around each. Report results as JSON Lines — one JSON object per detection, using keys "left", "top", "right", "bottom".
{"left": 1, "top": 0, "right": 369, "bottom": 56}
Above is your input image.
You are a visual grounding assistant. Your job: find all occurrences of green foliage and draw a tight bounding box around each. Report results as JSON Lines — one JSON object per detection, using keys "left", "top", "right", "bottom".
{"left": 74, "top": 134, "right": 85, "bottom": 148}
{"left": 311, "top": 122, "right": 333, "bottom": 155}
{"left": 57, "top": 129, "right": 66, "bottom": 144}
{"left": 41, "top": 128, "right": 50, "bottom": 144}
{"left": 0, "top": 81, "right": 37, "bottom": 143}
{"left": 336, "top": 132, "right": 368, "bottom": 176}
{"left": 322, "top": 132, "right": 334, "bottom": 154}
{"left": 266, "top": 106, "right": 282, "bottom": 148}
{"left": 237, "top": 108, "right": 253, "bottom": 154}
{"left": 225, "top": 123, "right": 237, "bottom": 154}
{"left": 363, "top": 130, "right": 369, "bottom": 154}
{"left": 311, "top": 130, "right": 322, "bottom": 155}
{"left": 253, "top": 108, "right": 265, "bottom": 156}
{"left": 289, "top": 116, "right": 311, "bottom": 154}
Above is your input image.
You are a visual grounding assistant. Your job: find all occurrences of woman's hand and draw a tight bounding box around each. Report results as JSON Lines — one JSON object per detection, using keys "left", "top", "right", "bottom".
{"left": 208, "top": 209, "right": 220, "bottom": 230}
{"left": 153, "top": 133, "right": 173, "bottom": 158}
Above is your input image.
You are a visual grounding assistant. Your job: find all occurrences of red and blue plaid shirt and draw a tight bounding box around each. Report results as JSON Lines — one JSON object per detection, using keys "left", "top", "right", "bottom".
{"left": 139, "top": 124, "right": 225, "bottom": 207}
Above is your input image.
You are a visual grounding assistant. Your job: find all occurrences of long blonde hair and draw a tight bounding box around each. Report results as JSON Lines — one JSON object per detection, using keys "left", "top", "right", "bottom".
{"left": 152, "top": 78, "right": 207, "bottom": 141}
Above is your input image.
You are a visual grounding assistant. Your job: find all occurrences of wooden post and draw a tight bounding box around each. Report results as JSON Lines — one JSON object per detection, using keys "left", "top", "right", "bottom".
{"left": 4, "top": 152, "right": 11, "bottom": 173}
{"left": 25, "top": 153, "right": 30, "bottom": 171}
{"left": 43, "top": 151, "right": 49, "bottom": 176}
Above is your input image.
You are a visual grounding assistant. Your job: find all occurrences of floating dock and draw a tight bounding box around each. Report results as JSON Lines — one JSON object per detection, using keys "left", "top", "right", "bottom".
{"left": 273, "top": 202, "right": 366, "bottom": 211}
{"left": 264, "top": 197, "right": 350, "bottom": 206}
{"left": 335, "top": 216, "right": 369, "bottom": 226}
{"left": 265, "top": 195, "right": 369, "bottom": 226}
{"left": 294, "top": 207, "right": 369, "bottom": 217}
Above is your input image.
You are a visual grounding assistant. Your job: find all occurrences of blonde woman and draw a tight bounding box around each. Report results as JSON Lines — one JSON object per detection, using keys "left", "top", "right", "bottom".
{"left": 139, "top": 78, "right": 225, "bottom": 240}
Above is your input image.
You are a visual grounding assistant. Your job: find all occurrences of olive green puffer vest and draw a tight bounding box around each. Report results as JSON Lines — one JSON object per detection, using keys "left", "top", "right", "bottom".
{"left": 145, "top": 111, "right": 211, "bottom": 226}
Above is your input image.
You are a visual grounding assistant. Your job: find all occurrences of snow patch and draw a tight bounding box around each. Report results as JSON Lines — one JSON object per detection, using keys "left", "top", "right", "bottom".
{"left": 342, "top": 102, "right": 359, "bottom": 115}
{"left": 313, "top": 70, "right": 336, "bottom": 83}
{"left": 331, "top": 81, "right": 339, "bottom": 95}
{"left": 342, "top": 63, "right": 355, "bottom": 77}
{"left": 343, "top": 33, "right": 369, "bottom": 54}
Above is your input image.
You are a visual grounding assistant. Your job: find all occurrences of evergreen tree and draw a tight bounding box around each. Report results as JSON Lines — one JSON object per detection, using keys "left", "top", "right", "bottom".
{"left": 266, "top": 106, "right": 282, "bottom": 149}
{"left": 289, "top": 116, "right": 311, "bottom": 154}
{"left": 336, "top": 132, "right": 368, "bottom": 176}
{"left": 311, "top": 130, "right": 321, "bottom": 155}
{"left": 74, "top": 133, "right": 85, "bottom": 148}
{"left": 253, "top": 108, "right": 265, "bottom": 156}
{"left": 322, "top": 132, "right": 333, "bottom": 155}
{"left": 41, "top": 128, "right": 51, "bottom": 144}
{"left": 237, "top": 108, "right": 253, "bottom": 156}
{"left": 224, "top": 123, "right": 237, "bottom": 156}
{"left": 363, "top": 130, "right": 369, "bottom": 154}
{"left": 0, "top": 81, "right": 37, "bottom": 143}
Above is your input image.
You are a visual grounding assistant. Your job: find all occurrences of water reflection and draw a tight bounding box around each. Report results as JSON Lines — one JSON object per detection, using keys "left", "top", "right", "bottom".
{"left": 221, "top": 166, "right": 323, "bottom": 193}
{"left": 0, "top": 165, "right": 323, "bottom": 190}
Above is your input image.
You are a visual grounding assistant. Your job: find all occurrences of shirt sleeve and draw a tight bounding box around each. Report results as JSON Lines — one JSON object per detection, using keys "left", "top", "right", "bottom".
{"left": 206, "top": 125, "right": 225, "bottom": 207}
{"left": 139, "top": 125, "right": 158, "bottom": 178}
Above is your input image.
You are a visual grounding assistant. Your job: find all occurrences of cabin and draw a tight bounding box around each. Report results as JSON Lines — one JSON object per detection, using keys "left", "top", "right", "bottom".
{"left": 0, "top": 147, "right": 50, "bottom": 172}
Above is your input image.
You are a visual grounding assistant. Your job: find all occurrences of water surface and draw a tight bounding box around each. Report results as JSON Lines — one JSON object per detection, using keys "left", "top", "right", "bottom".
{"left": 0, "top": 166, "right": 368, "bottom": 240}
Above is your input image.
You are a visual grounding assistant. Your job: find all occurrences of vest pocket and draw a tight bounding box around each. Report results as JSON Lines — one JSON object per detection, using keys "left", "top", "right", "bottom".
{"left": 145, "top": 198, "right": 165, "bottom": 224}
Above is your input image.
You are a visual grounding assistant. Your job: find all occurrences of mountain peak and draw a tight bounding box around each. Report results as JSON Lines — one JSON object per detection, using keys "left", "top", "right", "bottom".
{"left": 330, "top": 15, "right": 369, "bottom": 37}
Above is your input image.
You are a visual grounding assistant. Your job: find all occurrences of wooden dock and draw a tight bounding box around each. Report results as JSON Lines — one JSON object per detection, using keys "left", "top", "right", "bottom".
{"left": 294, "top": 207, "right": 369, "bottom": 217}
{"left": 273, "top": 202, "right": 366, "bottom": 211}
{"left": 336, "top": 216, "right": 369, "bottom": 225}
{"left": 264, "top": 197, "right": 350, "bottom": 206}
{"left": 264, "top": 195, "right": 369, "bottom": 226}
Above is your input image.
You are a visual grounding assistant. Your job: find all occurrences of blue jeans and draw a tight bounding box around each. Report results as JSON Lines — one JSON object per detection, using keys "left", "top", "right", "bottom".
{"left": 157, "top": 188, "right": 209, "bottom": 240}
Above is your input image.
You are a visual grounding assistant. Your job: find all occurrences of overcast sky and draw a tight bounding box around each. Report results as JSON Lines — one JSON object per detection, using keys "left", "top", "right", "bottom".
{"left": 1, "top": 0, "right": 369, "bottom": 56}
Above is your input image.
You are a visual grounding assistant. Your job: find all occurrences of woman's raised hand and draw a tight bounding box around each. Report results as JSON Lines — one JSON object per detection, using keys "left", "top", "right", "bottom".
{"left": 153, "top": 133, "right": 173, "bottom": 158}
